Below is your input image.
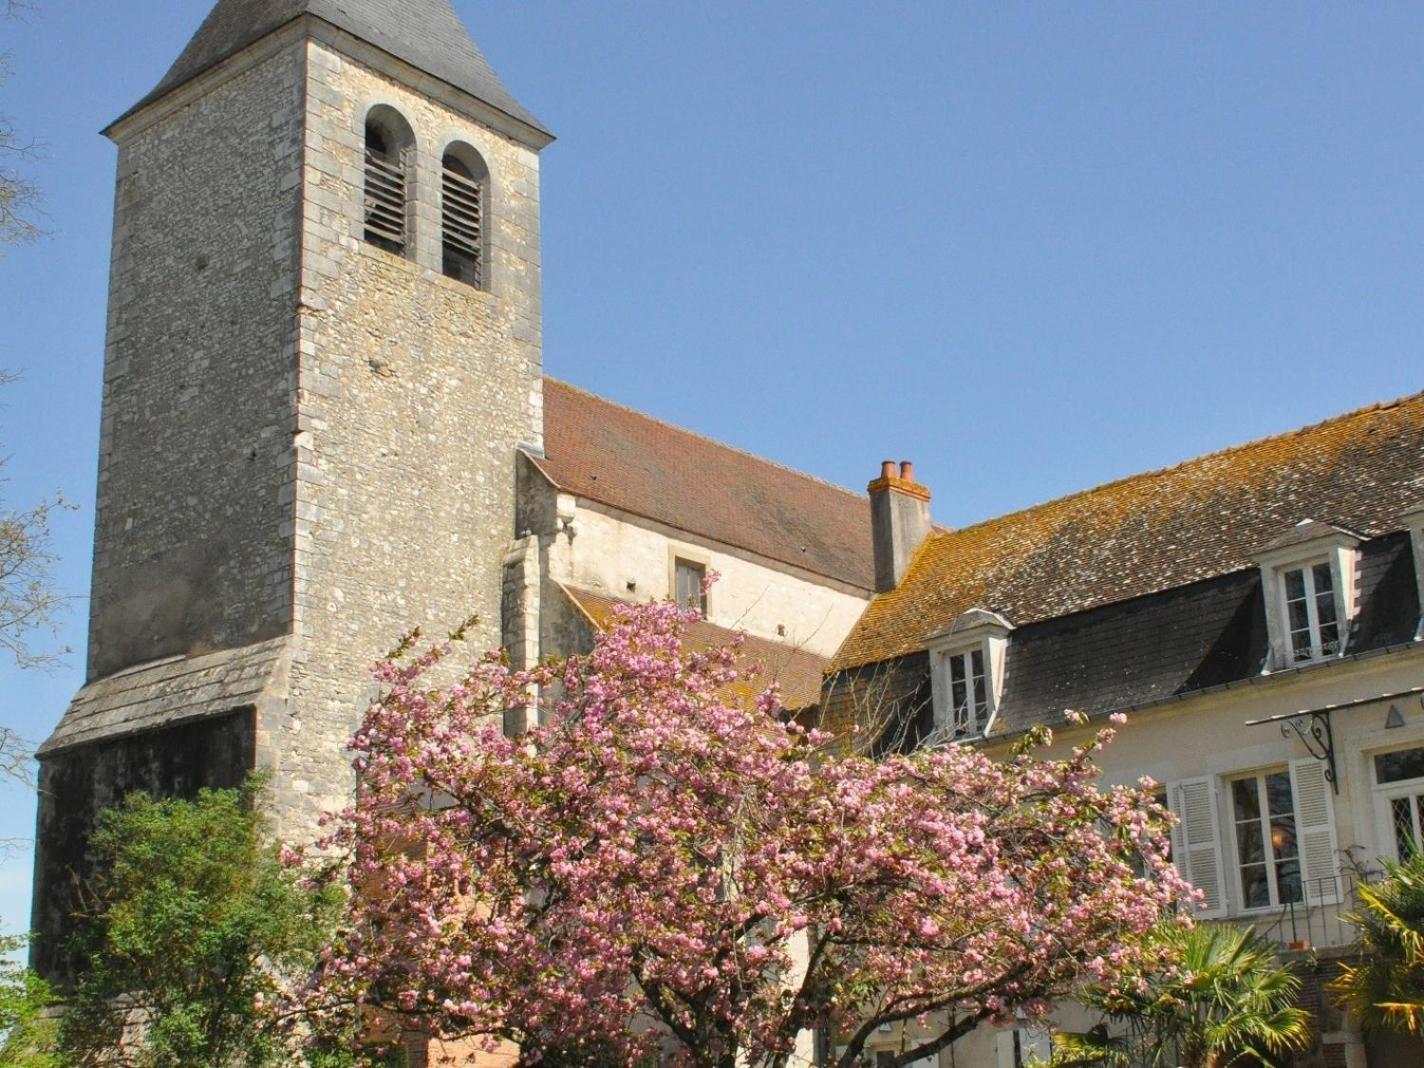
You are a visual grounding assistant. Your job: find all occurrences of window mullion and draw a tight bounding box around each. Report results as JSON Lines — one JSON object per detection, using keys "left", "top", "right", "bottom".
{"left": 1302, "top": 567, "right": 1322, "bottom": 659}
{"left": 1258, "top": 776, "right": 1281, "bottom": 906}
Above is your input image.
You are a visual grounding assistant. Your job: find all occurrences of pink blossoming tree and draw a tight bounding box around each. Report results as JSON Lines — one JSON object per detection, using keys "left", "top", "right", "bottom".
{"left": 307, "top": 600, "right": 1189, "bottom": 1067}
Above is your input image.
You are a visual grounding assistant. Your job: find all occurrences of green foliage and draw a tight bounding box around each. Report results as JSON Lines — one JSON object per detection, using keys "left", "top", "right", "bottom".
{"left": 58, "top": 777, "right": 356, "bottom": 1068}
{"left": 1329, "top": 854, "right": 1424, "bottom": 1036}
{"left": 1052, "top": 923, "right": 1311, "bottom": 1068}
{"left": 0, "top": 931, "right": 57, "bottom": 1066}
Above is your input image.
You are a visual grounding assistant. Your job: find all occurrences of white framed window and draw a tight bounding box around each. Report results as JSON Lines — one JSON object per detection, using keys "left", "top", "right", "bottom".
{"left": 945, "top": 647, "right": 988, "bottom": 737}
{"left": 927, "top": 609, "right": 1013, "bottom": 742}
{"left": 1228, "top": 769, "right": 1302, "bottom": 910}
{"left": 1279, "top": 559, "right": 1342, "bottom": 663}
{"left": 1170, "top": 760, "right": 1337, "bottom": 917}
{"left": 1373, "top": 745, "right": 1424, "bottom": 863}
{"left": 1255, "top": 521, "right": 1359, "bottom": 670}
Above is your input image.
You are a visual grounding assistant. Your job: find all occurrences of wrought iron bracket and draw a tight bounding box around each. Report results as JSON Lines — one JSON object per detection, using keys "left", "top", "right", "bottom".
{"left": 1278, "top": 710, "right": 1338, "bottom": 794}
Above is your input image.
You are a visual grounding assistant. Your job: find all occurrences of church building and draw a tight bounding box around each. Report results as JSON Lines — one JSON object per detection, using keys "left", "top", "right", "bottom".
{"left": 33, "top": 0, "right": 874, "bottom": 980}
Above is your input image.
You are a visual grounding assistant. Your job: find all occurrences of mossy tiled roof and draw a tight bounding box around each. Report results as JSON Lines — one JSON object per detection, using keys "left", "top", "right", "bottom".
{"left": 833, "top": 392, "right": 1424, "bottom": 672}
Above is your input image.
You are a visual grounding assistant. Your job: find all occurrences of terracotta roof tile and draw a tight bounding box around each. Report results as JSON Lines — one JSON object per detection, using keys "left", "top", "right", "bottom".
{"left": 833, "top": 392, "right": 1424, "bottom": 671}
{"left": 560, "top": 585, "right": 830, "bottom": 712}
{"left": 534, "top": 380, "right": 874, "bottom": 591}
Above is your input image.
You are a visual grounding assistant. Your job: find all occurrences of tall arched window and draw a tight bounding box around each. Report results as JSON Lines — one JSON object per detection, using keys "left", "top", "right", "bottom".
{"left": 441, "top": 143, "right": 488, "bottom": 288}
{"left": 363, "top": 106, "right": 414, "bottom": 256}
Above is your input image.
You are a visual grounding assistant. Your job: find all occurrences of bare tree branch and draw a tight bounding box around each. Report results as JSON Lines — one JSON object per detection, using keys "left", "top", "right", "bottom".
{"left": 0, "top": 0, "right": 43, "bottom": 250}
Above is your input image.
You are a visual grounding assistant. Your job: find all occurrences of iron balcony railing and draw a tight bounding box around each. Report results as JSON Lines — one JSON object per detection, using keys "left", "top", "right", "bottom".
{"left": 1240, "top": 868, "right": 1383, "bottom": 952}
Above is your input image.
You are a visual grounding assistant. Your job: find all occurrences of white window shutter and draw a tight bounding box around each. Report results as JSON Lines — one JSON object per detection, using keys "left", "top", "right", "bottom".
{"left": 1290, "top": 758, "right": 1341, "bottom": 906}
{"left": 1168, "top": 777, "right": 1227, "bottom": 918}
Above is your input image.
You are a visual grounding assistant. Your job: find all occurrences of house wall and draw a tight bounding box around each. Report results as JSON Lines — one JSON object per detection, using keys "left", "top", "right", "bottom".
{"left": 937, "top": 645, "right": 1424, "bottom": 1068}
{"left": 531, "top": 489, "right": 869, "bottom": 659}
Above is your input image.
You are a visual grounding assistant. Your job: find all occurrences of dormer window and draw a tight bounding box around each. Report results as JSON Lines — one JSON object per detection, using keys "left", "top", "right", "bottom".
{"left": 1256, "top": 520, "right": 1361, "bottom": 671}
{"left": 1281, "top": 560, "right": 1341, "bottom": 662}
{"left": 946, "top": 647, "right": 988, "bottom": 737}
{"left": 363, "top": 106, "right": 414, "bottom": 257}
{"left": 927, "top": 609, "right": 1013, "bottom": 742}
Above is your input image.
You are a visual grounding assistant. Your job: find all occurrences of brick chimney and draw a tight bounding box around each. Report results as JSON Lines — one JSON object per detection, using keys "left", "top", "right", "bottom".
{"left": 868, "top": 460, "right": 932, "bottom": 593}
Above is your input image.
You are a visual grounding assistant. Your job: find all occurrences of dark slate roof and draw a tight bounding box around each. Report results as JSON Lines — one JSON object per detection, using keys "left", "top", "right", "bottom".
{"left": 120, "top": 0, "right": 550, "bottom": 138}
{"left": 532, "top": 379, "right": 876, "bottom": 591}
{"left": 837, "top": 533, "right": 1420, "bottom": 742}
{"left": 994, "top": 533, "right": 1420, "bottom": 733}
{"left": 834, "top": 391, "right": 1424, "bottom": 671}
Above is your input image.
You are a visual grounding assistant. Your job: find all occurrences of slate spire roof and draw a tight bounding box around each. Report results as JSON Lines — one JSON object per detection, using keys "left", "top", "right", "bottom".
{"left": 122, "top": 0, "right": 549, "bottom": 139}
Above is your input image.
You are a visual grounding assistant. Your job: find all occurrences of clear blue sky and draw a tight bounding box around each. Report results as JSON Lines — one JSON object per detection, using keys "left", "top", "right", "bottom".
{"left": 0, "top": 1, "right": 1420, "bottom": 933}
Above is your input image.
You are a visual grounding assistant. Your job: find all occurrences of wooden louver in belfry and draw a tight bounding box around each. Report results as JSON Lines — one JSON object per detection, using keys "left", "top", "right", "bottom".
{"left": 442, "top": 162, "right": 483, "bottom": 287}
{"left": 364, "top": 149, "right": 407, "bottom": 252}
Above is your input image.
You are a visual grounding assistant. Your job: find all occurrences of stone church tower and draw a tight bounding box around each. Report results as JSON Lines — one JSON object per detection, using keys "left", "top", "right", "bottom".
{"left": 33, "top": 0, "right": 553, "bottom": 977}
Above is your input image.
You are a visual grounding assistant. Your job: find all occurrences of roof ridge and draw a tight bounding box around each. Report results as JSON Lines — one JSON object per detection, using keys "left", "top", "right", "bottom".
{"left": 934, "top": 388, "right": 1424, "bottom": 544}
{"left": 544, "top": 377, "right": 869, "bottom": 503}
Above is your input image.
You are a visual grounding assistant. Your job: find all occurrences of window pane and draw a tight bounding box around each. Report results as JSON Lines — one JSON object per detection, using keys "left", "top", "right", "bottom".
{"left": 1232, "top": 778, "right": 1261, "bottom": 822}
{"left": 675, "top": 560, "right": 706, "bottom": 616}
{"left": 1270, "top": 817, "right": 1299, "bottom": 863}
{"left": 1318, "top": 623, "right": 1341, "bottom": 656}
{"left": 1392, "top": 797, "right": 1418, "bottom": 860}
{"left": 1265, "top": 772, "right": 1295, "bottom": 818}
{"left": 1311, "top": 561, "right": 1334, "bottom": 597}
{"left": 1235, "top": 821, "right": 1265, "bottom": 866}
{"left": 1375, "top": 748, "right": 1424, "bottom": 785}
{"left": 1276, "top": 855, "right": 1302, "bottom": 904}
{"left": 1283, "top": 567, "right": 1306, "bottom": 600}
{"left": 1240, "top": 864, "right": 1271, "bottom": 909}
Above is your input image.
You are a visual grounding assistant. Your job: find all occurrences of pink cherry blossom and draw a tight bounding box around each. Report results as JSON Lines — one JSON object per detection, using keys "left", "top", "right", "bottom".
{"left": 299, "top": 599, "right": 1188, "bottom": 1067}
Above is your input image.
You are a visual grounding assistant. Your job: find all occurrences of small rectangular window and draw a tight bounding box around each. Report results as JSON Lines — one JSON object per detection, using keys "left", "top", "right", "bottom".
{"left": 675, "top": 559, "right": 707, "bottom": 617}
{"left": 1377, "top": 747, "right": 1424, "bottom": 785}
{"left": 1230, "top": 771, "right": 1302, "bottom": 908}
{"left": 1280, "top": 561, "right": 1341, "bottom": 663}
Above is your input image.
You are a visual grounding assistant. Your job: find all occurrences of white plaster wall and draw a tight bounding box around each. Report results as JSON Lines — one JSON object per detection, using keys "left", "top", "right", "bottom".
{"left": 548, "top": 499, "right": 870, "bottom": 659}
{"left": 876, "top": 645, "right": 1424, "bottom": 1068}
{"left": 1065, "top": 647, "right": 1424, "bottom": 895}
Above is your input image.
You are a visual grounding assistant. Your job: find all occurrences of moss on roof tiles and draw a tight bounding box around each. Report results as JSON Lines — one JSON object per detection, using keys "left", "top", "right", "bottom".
{"left": 832, "top": 391, "right": 1424, "bottom": 672}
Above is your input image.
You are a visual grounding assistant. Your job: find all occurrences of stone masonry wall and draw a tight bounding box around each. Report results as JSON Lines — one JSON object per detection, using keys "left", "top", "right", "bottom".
{"left": 268, "top": 39, "right": 544, "bottom": 841}
{"left": 88, "top": 44, "right": 304, "bottom": 680}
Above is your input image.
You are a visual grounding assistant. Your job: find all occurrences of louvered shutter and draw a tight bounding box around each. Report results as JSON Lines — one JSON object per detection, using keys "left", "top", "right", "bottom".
{"left": 1290, "top": 758, "right": 1340, "bottom": 906}
{"left": 1168, "top": 777, "right": 1227, "bottom": 918}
